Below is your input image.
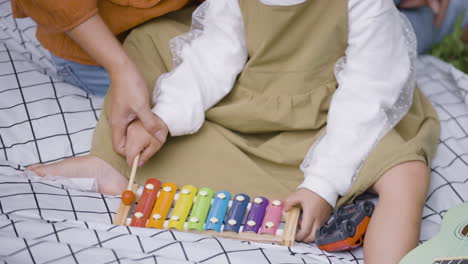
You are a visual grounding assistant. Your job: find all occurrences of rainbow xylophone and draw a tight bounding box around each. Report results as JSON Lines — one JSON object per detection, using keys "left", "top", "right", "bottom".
{"left": 113, "top": 178, "right": 301, "bottom": 246}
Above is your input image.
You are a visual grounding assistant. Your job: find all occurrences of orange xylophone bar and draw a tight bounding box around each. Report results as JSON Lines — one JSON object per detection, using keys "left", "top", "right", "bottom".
{"left": 113, "top": 178, "right": 300, "bottom": 247}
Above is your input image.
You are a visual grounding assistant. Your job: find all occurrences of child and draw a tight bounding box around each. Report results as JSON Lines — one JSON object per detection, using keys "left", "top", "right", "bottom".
{"left": 31, "top": 0, "right": 440, "bottom": 263}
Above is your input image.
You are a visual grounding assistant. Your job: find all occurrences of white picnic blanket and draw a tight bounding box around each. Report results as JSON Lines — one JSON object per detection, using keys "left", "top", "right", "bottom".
{"left": 0, "top": 1, "right": 467, "bottom": 263}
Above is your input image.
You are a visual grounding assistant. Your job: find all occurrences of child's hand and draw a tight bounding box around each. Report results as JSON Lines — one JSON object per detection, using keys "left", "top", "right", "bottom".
{"left": 284, "top": 188, "right": 332, "bottom": 243}
{"left": 124, "top": 115, "right": 168, "bottom": 167}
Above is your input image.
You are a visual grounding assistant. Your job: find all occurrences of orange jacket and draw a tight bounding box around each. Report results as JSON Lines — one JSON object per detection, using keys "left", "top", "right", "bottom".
{"left": 12, "top": 0, "right": 193, "bottom": 65}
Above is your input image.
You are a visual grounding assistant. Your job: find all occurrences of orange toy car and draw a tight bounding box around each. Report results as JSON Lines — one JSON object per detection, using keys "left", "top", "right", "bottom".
{"left": 315, "top": 199, "right": 374, "bottom": 252}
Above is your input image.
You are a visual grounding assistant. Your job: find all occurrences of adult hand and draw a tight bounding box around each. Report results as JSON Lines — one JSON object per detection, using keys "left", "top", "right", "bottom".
{"left": 399, "top": 0, "right": 449, "bottom": 28}
{"left": 66, "top": 14, "right": 167, "bottom": 157}
{"left": 108, "top": 64, "right": 167, "bottom": 156}
{"left": 284, "top": 188, "right": 332, "bottom": 243}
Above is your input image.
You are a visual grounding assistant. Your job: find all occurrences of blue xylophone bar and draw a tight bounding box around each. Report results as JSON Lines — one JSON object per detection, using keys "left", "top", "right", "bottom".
{"left": 205, "top": 191, "right": 231, "bottom": 232}
{"left": 224, "top": 193, "right": 250, "bottom": 233}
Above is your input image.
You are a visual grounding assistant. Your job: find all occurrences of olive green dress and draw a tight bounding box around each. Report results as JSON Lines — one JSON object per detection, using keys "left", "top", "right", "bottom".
{"left": 91, "top": 0, "right": 440, "bottom": 207}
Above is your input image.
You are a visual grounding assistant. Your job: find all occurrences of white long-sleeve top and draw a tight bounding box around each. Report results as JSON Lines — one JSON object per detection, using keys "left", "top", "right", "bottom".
{"left": 152, "top": 0, "right": 417, "bottom": 207}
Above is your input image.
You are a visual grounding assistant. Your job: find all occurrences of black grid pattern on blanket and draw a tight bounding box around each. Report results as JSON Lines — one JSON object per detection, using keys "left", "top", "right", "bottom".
{"left": 0, "top": 0, "right": 467, "bottom": 263}
{"left": 0, "top": 0, "right": 101, "bottom": 168}
{"left": 0, "top": 177, "right": 363, "bottom": 264}
{"left": 0, "top": 41, "right": 101, "bottom": 165}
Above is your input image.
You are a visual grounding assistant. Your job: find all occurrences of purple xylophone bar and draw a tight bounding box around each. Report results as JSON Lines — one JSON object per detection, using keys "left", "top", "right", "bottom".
{"left": 243, "top": 196, "right": 269, "bottom": 233}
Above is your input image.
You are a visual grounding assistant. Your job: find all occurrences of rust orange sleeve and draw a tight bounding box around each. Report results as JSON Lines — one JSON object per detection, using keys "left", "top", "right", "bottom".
{"left": 11, "top": 0, "right": 98, "bottom": 32}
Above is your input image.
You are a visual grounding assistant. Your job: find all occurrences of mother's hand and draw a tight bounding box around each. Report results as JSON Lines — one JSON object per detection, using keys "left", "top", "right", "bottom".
{"left": 108, "top": 65, "right": 166, "bottom": 156}
{"left": 66, "top": 14, "right": 166, "bottom": 156}
{"left": 399, "top": 0, "right": 449, "bottom": 27}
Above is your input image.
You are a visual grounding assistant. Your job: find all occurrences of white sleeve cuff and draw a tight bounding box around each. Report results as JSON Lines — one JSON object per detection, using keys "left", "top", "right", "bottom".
{"left": 152, "top": 102, "right": 203, "bottom": 136}
{"left": 298, "top": 175, "right": 339, "bottom": 208}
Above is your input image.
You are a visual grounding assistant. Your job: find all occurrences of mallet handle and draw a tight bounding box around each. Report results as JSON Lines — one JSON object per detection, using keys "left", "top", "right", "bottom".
{"left": 127, "top": 154, "right": 140, "bottom": 190}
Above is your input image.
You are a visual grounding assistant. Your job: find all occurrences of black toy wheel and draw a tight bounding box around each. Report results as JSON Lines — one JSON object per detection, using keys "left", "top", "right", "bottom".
{"left": 337, "top": 207, "right": 345, "bottom": 217}
{"left": 340, "top": 220, "right": 356, "bottom": 238}
{"left": 315, "top": 226, "right": 324, "bottom": 238}
{"left": 359, "top": 201, "right": 374, "bottom": 217}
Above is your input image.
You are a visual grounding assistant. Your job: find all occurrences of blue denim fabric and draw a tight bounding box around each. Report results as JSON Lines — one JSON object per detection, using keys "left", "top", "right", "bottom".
{"left": 50, "top": 0, "right": 467, "bottom": 92}
{"left": 52, "top": 54, "right": 111, "bottom": 96}
{"left": 395, "top": 0, "right": 468, "bottom": 54}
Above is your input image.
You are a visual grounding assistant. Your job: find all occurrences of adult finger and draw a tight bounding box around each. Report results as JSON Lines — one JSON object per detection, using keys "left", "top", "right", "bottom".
{"left": 137, "top": 109, "right": 167, "bottom": 143}
{"left": 433, "top": 0, "right": 449, "bottom": 28}
{"left": 139, "top": 140, "right": 162, "bottom": 166}
{"left": 110, "top": 114, "right": 130, "bottom": 156}
{"left": 111, "top": 123, "right": 127, "bottom": 156}
{"left": 295, "top": 205, "right": 313, "bottom": 241}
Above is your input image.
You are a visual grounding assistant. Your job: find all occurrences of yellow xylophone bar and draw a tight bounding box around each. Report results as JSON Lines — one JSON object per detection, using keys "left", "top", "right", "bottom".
{"left": 167, "top": 185, "right": 197, "bottom": 230}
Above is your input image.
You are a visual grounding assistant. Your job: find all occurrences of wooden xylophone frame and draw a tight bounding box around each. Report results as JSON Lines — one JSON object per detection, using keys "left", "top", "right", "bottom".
{"left": 113, "top": 184, "right": 301, "bottom": 247}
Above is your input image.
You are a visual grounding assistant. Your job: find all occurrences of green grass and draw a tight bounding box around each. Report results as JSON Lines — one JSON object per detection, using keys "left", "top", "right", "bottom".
{"left": 430, "top": 15, "right": 468, "bottom": 73}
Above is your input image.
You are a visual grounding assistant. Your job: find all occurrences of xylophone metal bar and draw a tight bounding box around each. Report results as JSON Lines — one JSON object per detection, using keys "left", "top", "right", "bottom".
{"left": 147, "top": 182, "right": 178, "bottom": 228}
{"left": 187, "top": 188, "right": 214, "bottom": 231}
{"left": 167, "top": 185, "right": 197, "bottom": 230}
{"left": 130, "top": 179, "right": 161, "bottom": 227}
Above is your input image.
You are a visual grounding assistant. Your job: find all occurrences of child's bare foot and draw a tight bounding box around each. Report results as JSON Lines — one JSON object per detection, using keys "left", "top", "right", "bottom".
{"left": 27, "top": 155, "right": 128, "bottom": 195}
